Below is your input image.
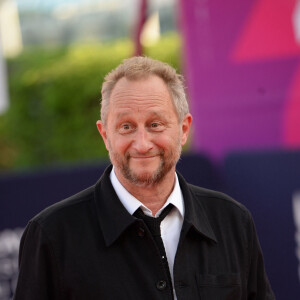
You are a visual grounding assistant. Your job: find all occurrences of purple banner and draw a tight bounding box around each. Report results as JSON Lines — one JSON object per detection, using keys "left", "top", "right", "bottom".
{"left": 179, "top": 0, "right": 300, "bottom": 160}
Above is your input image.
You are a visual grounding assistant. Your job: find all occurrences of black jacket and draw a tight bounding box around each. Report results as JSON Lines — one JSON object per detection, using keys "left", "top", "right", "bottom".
{"left": 14, "top": 165, "right": 275, "bottom": 299}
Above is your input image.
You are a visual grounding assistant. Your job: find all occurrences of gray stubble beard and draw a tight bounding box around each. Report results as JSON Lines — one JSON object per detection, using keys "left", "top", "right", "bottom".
{"left": 108, "top": 141, "right": 182, "bottom": 187}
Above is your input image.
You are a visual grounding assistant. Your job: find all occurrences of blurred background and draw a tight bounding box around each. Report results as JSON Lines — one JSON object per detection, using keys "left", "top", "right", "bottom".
{"left": 0, "top": 0, "right": 180, "bottom": 170}
{"left": 0, "top": 0, "right": 300, "bottom": 299}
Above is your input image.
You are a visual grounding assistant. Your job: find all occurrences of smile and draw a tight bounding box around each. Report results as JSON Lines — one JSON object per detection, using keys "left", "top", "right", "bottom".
{"left": 131, "top": 156, "right": 157, "bottom": 159}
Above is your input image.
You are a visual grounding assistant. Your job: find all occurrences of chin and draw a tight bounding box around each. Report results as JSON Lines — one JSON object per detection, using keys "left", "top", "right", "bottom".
{"left": 122, "top": 168, "right": 161, "bottom": 186}
{"left": 132, "top": 171, "right": 157, "bottom": 183}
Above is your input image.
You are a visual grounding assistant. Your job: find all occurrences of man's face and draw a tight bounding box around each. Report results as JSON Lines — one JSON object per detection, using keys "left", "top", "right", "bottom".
{"left": 97, "top": 75, "right": 192, "bottom": 187}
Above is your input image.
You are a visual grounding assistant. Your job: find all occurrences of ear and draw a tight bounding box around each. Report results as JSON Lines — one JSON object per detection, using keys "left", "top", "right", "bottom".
{"left": 96, "top": 120, "right": 109, "bottom": 151}
{"left": 180, "top": 113, "right": 192, "bottom": 146}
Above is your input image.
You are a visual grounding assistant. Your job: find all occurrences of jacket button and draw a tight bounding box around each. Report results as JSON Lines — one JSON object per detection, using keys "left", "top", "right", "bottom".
{"left": 156, "top": 280, "right": 167, "bottom": 290}
{"left": 137, "top": 227, "right": 145, "bottom": 237}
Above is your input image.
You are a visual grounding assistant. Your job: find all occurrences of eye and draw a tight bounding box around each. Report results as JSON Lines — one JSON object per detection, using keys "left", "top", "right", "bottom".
{"left": 150, "top": 121, "right": 164, "bottom": 131}
{"left": 119, "top": 123, "right": 134, "bottom": 134}
{"left": 123, "top": 124, "right": 130, "bottom": 130}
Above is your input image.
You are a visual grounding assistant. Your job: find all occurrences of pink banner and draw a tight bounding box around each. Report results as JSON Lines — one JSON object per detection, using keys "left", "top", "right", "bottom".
{"left": 179, "top": 0, "right": 300, "bottom": 160}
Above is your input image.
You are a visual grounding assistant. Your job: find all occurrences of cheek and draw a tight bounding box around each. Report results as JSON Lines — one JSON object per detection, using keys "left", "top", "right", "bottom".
{"left": 111, "top": 136, "right": 132, "bottom": 154}
{"left": 154, "top": 134, "right": 178, "bottom": 150}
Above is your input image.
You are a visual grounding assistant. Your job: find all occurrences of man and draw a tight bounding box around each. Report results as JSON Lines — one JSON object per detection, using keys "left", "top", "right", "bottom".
{"left": 14, "top": 57, "right": 275, "bottom": 299}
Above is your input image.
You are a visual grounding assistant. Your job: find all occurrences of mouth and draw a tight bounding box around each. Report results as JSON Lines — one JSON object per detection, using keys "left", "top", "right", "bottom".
{"left": 126, "top": 151, "right": 163, "bottom": 162}
{"left": 131, "top": 156, "right": 157, "bottom": 160}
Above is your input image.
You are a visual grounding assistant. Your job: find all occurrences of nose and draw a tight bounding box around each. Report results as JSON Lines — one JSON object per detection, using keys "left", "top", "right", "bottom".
{"left": 132, "top": 128, "right": 153, "bottom": 154}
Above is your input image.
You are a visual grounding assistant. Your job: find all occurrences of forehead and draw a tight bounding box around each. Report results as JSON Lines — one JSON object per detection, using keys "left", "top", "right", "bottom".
{"left": 109, "top": 75, "right": 175, "bottom": 112}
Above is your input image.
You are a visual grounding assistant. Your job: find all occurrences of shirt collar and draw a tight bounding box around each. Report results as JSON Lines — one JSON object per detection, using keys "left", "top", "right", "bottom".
{"left": 110, "top": 167, "right": 184, "bottom": 218}
{"left": 94, "top": 165, "right": 217, "bottom": 247}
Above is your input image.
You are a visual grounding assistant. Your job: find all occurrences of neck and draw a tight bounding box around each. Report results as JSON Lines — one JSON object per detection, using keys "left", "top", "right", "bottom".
{"left": 115, "top": 169, "right": 176, "bottom": 216}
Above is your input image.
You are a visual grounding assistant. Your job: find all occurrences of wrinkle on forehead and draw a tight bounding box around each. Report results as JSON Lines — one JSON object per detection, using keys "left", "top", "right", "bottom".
{"left": 111, "top": 95, "right": 176, "bottom": 119}
{"left": 112, "top": 79, "right": 173, "bottom": 104}
{"left": 112, "top": 96, "right": 170, "bottom": 110}
{"left": 107, "top": 76, "right": 178, "bottom": 120}
{"left": 111, "top": 86, "right": 170, "bottom": 101}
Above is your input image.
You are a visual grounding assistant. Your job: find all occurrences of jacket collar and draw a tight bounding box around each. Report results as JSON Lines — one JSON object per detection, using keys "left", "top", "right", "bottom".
{"left": 177, "top": 172, "right": 218, "bottom": 243}
{"left": 94, "top": 165, "right": 137, "bottom": 247}
{"left": 94, "top": 165, "right": 217, "bottom": 247}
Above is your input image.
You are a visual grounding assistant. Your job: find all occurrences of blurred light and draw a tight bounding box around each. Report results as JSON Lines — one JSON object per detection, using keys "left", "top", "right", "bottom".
{"left": 293, "top": 0, "right": 300, "bottom": 44}
{"left": 292, "top": 191, "right": 300, "bottom": 282}
{"left": 52, "top": 1, "right": 122, "bottom": 20}
{"left": 0, "top": 0, "right": 23, "bottom": 58}
{"left": 0, "top": 33, "right": 9, "bottom": 115}
{"left": 140, "top": 11, "right": 160, "bottom": 47}
{"left": 52, "top": 3, "right": 79, "bottom": 20}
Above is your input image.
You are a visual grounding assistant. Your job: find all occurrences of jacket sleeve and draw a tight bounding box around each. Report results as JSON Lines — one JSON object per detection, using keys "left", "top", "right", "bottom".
{"left": 246, "top": 211, "right": 275, "bottom": 300}
{"left": 13, "top": 221, "right": 63, "bottom": 300}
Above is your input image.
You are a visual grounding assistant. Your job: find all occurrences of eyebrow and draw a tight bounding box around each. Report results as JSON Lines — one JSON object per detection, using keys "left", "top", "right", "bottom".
{"left": 148, "top": 111, "right": 167, "bottom": 120}
{"left": 115, "top": 111, "right": 167, "bottom": 120}
{"left": 115, "top": 112, "right": 131, "bottom": 120}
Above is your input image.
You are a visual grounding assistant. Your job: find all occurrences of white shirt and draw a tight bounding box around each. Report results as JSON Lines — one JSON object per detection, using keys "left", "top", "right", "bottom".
{"left": 110, "top": 167, "right": 184, "bottom": 298}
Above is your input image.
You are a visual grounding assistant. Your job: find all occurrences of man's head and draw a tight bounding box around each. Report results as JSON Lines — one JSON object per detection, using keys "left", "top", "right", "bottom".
{"left": 97, "top": 57, "right": 192, "bottom": 188}
{"left": 101, "top": 56, "right": 189, "bottom": 125}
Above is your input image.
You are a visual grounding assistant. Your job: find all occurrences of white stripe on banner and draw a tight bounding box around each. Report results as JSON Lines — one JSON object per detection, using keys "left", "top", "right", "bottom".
{"left": 292, "top": 191, "right": 300, "bottom": 283}
{"left": 0, "top": 228, "right": 24, "bottom": 300}
{"left": 0, "top": 34, "right": 9, "bottom": 115}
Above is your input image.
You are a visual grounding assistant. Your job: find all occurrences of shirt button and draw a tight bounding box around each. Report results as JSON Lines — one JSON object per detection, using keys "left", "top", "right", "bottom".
{"left": 156, "top": 280, "right": 167, "bottom": 290}
{"left": 137, "top": 227, "right": 145, "bottom": 237}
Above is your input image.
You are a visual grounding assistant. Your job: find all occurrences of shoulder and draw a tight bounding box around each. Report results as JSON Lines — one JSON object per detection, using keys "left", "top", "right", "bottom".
{"left": 185, "top": 183, "right": 252, "bottom": 223}
{"left": 177, "top": 171, "right": 246, "bottom": 213}
{"left": 189, "top": 183, "right": 246, "bottom": 209}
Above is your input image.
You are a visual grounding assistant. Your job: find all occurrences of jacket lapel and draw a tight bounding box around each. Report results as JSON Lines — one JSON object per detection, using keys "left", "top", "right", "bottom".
{"left": 93, "top": 165, "right": 137, "bottom": 247}
{"left": 177, "top": 171, "right": 218, "bottom": 243}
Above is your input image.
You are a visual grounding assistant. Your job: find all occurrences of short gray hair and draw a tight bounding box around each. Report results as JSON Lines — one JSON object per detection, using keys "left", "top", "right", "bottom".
{"left": 101, "top": 56, "right": 189, "bottom": 124}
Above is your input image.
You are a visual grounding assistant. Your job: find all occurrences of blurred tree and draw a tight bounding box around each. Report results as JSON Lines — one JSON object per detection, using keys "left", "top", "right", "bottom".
{"left": 0, "top": 33, "right": 181, "bottom": 170}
